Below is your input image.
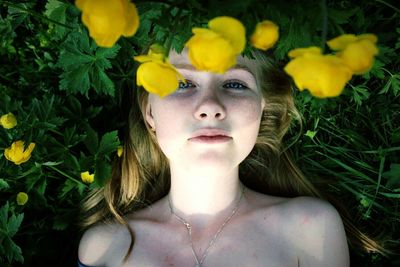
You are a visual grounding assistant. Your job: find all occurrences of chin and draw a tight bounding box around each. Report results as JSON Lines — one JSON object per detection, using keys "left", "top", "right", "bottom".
{"left": 185, "top": 154, "right": 240, "bottom": 172}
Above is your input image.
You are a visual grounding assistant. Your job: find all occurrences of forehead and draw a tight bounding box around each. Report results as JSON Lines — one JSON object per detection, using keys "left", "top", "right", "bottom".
{"left": 168, "top": 49, "right": 260, "bottom": 78}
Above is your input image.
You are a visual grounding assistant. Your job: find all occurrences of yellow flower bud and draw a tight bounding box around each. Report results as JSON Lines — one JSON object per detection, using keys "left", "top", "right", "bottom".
{"left": 327, "top": 34, "right": 378, "bottom": 74}
{"left": 75, "top": 0, "right": 139, "bottom": 48}
{"left": 185, "top": 16, "right": 246, "bottom": 73}
{"left": 284, "top": 50, "right": 353, "bottom": 98}
{"left": 288, "top": 47, "right": 322, "bottom": 58}
{"left": 117, "top": 146, "right": 123, "bottom": 157}
{"left": 134, "top": 49, "right": 184, "bottom": 98}
{"left": 17, "top": 192, "right": 28, "bottom": 205}
{"left": 4, "top": 141, "right": 36, "bottom": 165}
{"left": 0, "top": 112, "right": 17, "bottom": 129}
{"left": 80, "top": 171, "right": 95, "bottom": 184}
{"left": 250, "top": 20, "right": 279, "bottom": 51}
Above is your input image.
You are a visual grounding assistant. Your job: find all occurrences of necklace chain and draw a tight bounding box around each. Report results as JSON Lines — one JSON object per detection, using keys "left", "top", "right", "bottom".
{"left": 168, "top": 186, "right": 245, "bottom": 267}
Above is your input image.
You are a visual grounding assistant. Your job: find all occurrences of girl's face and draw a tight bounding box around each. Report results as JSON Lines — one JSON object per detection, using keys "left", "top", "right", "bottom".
{"left": 145, "top": 50, "right": 265, "bottom": 172}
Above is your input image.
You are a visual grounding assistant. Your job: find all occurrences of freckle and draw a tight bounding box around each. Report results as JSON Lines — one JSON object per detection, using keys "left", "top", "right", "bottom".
{"left": 164, "top": 255, "right": 175, "bottom": 266}
{"left": 301, "top": 217, "right": 309, "bottom": 225}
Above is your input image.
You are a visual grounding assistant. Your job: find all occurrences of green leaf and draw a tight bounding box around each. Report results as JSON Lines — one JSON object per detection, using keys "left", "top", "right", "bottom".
{"left": 383, "top": 164, "right": 400, "bottom": 189}
{"left": 365, "top": 59, "right": 385, "bottom": 80}
{"left": 380, "top": 74, "right": 400, "bottom": 96}
{"left": 57, "top": 30, "right": 119, "bottom": 96}
{"left": 7, "top": 214, "right": 24, "bottom": 237}
{"left": 3, "top": 236, "right": 24, "bottom": 263}
{"left": 59, "top": 62, "right": 91, "bottom": 96}
{"left": 26, "top": 173, "right": 43, "bottom": 192}
{"left": 396, "top": 28, "right": 400, "bottom": 50}
{"left": 44, "top": 0, "right": 69, "bottom": 40}
{"left": 59, "top": 179, "right": 78, "bottom": 199}
{"left": 351, "top": 85, "right": 370, "bottom": 106}
{"left": 305, "top": 130, "right": 317, "bottom": 139}
{"left": 0, "top": 202, "right": 10, "bottom": 229}
{"left": 90, "top": 66, "right": 115, "bottom": 96}
{"left": 327, "top": 7, "right": 359, "bottom": 25}
{"left": 97, "top": 131, "right": 120, "bottom": 156}
{"left": 94, "top": 160, "right": 112, "bottom": 187}
{"left": 0, "top": 179, "right": 10, "bottom": 191}
{"left": 95, "top": 45, "right": 121, "bottom": 69}
{"left": 64, "top": 153, "right": 81, "bottom": 171}
{"left": 0, "top": 203, "right": 24, "bottom": 263}
{"left": 84, "top": 127, "right": 99, "bottom": 155}
{"left": 7, "top": 3, "right": 34, "bottom": 28}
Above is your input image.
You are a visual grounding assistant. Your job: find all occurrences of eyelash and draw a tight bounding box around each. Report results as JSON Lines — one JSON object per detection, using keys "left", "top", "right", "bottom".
{"left": 177, "top": 80, "right": 249, "bottom": 91}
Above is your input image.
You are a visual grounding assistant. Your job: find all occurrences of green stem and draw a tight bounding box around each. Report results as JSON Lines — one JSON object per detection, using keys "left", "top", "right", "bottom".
{"left": 365, "top": 155, "right": 386, "bottom": 216}
{"left": 1, "top": 1, "right": 74, "bottom": 30}
{"left": 164, "top": 8, "right": 182, "bottom": 57}
{"left": 375, "top": 0, "right": 400, "bottom": 13}
{"left": 46, "top": 165, "right": 85, "bottom": 185}
{"left": 320, "top": 0, "right": 328, "bottom": 52}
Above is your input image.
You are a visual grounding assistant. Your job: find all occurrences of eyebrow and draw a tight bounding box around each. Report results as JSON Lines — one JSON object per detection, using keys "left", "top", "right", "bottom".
{"left": 174, "top": 63, "right": 255, "bottom": 76}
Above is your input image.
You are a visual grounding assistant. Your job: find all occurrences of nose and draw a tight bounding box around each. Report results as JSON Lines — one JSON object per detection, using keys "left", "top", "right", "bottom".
{"left": 194, "top": 90, "right": 226, "bottom": 120}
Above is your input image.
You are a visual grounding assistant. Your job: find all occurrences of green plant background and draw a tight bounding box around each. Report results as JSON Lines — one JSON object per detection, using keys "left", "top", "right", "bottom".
{"left": 0, "top": 0, "right": 399, "bottom": 266}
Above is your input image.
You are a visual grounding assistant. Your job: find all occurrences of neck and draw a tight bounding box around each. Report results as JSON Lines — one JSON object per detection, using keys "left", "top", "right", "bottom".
{"left": 167, "top": 164, "right": 244, "bottom": 228}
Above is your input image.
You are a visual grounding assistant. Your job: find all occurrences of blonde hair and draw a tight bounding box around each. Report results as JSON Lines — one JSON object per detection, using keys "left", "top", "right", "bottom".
{"left": 80, "top": 50, "right": 388, "bottom": 262}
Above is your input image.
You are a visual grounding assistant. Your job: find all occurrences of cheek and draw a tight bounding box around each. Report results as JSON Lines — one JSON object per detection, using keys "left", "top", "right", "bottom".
{"left": 230, "top": 97, "right": 263, "bottom": 126}
{"left": 150, "top": 102, "right": 188, "bottom": 158}
{"left": 230, "top": 97, "right": 263, "bottom": 154}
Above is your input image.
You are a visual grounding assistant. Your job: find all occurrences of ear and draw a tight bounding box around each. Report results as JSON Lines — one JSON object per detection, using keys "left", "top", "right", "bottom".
{"left": 261, "top": 98, "right": 266, "bottom": 110}
{"left": 145, "top": 101, "right": 155, "bottom": 130}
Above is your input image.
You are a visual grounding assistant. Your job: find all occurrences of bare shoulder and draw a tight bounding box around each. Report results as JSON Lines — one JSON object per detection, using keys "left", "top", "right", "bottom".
{"left": 283, "top": 195, "right": 342, "bottom": 219}
{"left": 78, "top": 221, "right": 131, "bottom": 266}
{"left": 277, "top": 196, "right": 350, "bottom": 267}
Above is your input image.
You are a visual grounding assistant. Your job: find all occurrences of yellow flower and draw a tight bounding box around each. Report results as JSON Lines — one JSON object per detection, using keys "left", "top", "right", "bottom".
{"left": 185, "top": 16, "right": 246, "bottom": 73}
{"left": 327, "top": 34, "right": 378, "bottom": 74}
{"left": 80, "top": 171, "right": 94, "bottom": 184}
{"left": 0, "top": 112, "right": 17, "bottom": 129}
{"left": 284, "top": 47, "right": 353, "bottom": 98}
{"left": 134, "top": 45, "right": 184, "bottom": 98}
{"left": 117, "top": 146, "right": 123, "bottom": 157}
{"left": 250, "top": 20, "right": 279, "bottom": 51}
{"left": 16, "top": 192, "right": 28, "bottom": 205}
{"left": 4, "top": 141, "right": 36, "bottom": 165}
{"left": 75, "top": 0, "right": 139, "bottom": 48}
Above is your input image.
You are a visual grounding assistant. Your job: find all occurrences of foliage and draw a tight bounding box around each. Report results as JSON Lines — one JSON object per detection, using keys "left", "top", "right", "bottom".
{"left": 0, "top": 0, "right": 399, "bottom": 266}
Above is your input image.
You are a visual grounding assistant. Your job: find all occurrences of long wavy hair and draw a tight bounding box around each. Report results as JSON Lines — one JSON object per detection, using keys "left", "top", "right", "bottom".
{"left": 80, "top": 50, "right": 388, "bottom": 262}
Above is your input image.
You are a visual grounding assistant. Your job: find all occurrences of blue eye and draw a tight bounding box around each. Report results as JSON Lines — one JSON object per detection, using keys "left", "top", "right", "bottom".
{"left": 177, "top": 80, "right": 196, "bottom": 91}
{"left": 223, "top": 81, "right": 248, "bottom": 90}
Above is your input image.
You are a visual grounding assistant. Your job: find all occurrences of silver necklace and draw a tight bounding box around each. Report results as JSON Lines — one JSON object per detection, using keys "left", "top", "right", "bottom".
{"left": 167, "top": 186, "right": 245, "bottom": 267}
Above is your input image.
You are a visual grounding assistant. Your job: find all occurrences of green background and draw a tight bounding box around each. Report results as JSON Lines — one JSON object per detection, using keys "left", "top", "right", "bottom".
{"left": 0, "top": 0, "right": 399, "bottom": 266}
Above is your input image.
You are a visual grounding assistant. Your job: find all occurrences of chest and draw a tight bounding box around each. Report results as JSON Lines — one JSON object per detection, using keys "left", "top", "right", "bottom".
{"left": 118, "top": 219, "right": 298, "bottom": 267}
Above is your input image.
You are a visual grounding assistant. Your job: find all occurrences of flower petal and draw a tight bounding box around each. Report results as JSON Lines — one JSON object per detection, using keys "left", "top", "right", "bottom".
{"left": 338, "top": 39, "right": 379, "bottom": 74}
{"left": 136, "top": 61, "right": 180, "bottom": 97}
{"left": 208, "top": 16, "right": 246, "bottom": 54}
{"left": 186, "top": 28, "right": 236, "bottom": 73}
{"left": 122, "top": 2, "right": 140, "bottom": 37}
{"left": 288, "top": 47, "right": 322, "bottom": 58}
{"left": 4, "top": 141, "right": 35, "bottom": 165}
{"left": 284, "top": 54, "right": 353, "bottom": 98}
{"left": 250, "top": 20, "right": 279, "bottom": 51}
{"left": 327, "top": 34, "right": 358, "bottom": 51}
{"left": 0, "top": 112, "right": 17, "bottom": 129}
{"left": 76, "top": 0, "right": 139, "bottom": 47}
{"left": 81, "top": 171, "right": 95, "bottom": 184}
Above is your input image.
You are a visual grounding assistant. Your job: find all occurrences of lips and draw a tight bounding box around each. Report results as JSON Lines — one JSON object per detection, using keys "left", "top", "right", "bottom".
{"left": 189, "top": 128, "right": 232, "bottom": 143}
{"left": 190, "top": 128, "right": 230, "bottom": 138}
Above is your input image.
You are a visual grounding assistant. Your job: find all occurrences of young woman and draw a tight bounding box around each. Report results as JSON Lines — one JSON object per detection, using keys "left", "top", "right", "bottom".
{"left": 78, "top": 48, "right": 353, "bottom": 267}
